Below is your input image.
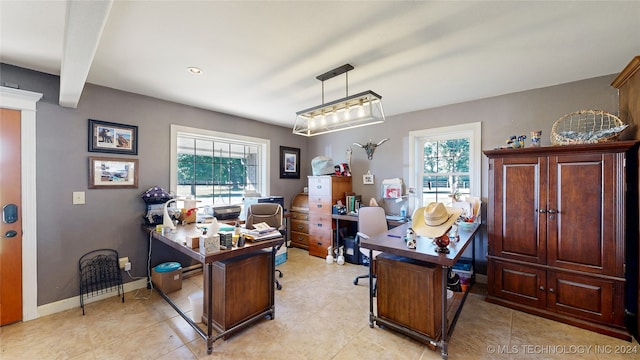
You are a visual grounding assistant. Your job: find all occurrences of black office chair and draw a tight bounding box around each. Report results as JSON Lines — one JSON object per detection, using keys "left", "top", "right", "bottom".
{"left": 353, "top": 206, "right": 389, "bottom": 296}
{"left": 245, "top": 203, "right": 285, "bottom": 290}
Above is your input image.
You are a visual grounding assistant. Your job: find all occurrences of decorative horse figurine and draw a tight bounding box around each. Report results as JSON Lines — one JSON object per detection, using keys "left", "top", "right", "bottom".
{"left": 353, "top": 138, "right": 390, "bottom": 160}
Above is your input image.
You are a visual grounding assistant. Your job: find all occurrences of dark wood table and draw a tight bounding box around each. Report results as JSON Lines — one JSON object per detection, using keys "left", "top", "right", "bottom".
{"left": 359, "top": 222, "right": 480, "bottom": 360}
{"left": 143, "top": 224, "right": 283, "bottom": 354}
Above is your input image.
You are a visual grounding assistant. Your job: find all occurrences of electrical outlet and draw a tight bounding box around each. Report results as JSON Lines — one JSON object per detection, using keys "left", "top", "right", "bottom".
{"left": 124, "top": 262, "right": 132, "bottom": 271}
{"left": 118, "top": 257, "right": 129, "bottom": 269}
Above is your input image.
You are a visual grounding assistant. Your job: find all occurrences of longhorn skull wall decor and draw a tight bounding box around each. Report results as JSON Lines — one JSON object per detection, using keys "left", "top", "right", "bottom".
{"left": 353, "top": 138, "right": 389, "bottom": 160}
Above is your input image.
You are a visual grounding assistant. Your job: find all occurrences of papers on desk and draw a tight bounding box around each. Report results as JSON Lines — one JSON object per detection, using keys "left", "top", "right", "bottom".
{"left": 251, "top": 222, "right": 275, "bottom": 233}
{"left": 385, "top": 215, "right": 405, "bottom": 221}
{"left": 243, "top": 229, "right": 281, "bottom": 242}
{"left": 243, "top": 222, "right": 280, "bottom": 241}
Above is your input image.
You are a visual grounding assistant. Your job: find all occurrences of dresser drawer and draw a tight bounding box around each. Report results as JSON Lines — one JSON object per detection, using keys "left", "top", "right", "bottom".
{"left": 291, "top": 219, "right": 309, "bottom": 233}
{"left": 308, "top": 195, "right": 332, "bottom": 214}
{"left": 308, "top": 176, "right": 332, "bottom": 197}
{"left": 290, "top": 231, "right": 309, "bottom": 249}
{"left": 309, "top": 234, "right": 332, "bottom": 258}
{"left": 309, "top": 213, "right": 333, "bottom": 232}
{"left": 290, "top": 212, "right": 309, "bottom": 221}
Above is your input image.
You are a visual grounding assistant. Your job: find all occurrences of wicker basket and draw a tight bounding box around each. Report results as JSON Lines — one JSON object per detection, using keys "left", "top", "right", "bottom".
{"left": 550, "top": 110, "right": 628, "bottom": 145}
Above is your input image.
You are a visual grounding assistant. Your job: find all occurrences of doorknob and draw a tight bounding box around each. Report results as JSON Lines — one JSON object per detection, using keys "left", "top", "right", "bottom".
{"left": 1, "top": 230, "right": 17, "bottom": 238}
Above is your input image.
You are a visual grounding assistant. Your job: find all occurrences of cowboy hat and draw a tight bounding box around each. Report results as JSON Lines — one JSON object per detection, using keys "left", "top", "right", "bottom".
{"left": 412, "top": 202, "right": 463, "bottom": 238}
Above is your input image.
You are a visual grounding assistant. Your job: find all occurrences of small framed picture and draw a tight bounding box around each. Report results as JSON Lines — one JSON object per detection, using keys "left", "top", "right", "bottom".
{"left": 88, "top": 119, "right": 138, "bottom": 155}
{"left": 280, "top": 146, "right": 300, "bottom": 179}
{"left": 89, "top": 156, "right": 139, "bottom": 189}
{"left": 363, "top": 173, "right": 374, "bottom": 185}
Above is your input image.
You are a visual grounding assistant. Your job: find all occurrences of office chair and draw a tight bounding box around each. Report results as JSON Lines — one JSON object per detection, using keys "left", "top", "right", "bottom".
{"left": 245, "top": 203, "right": 285, "bottom": 290}
{"left": 353, "top": 206, "right": 389, "bottom": 295}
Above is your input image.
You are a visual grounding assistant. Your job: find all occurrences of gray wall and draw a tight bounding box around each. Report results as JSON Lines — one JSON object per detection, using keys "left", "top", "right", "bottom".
{"left": 1, "top": 64, "right": 309, "bottom": 305}
{"left": 306, "top": 74, "right": 620, "bottom": 274}
{"left": 0, "top": 64, "right": 620, "bottom": 306}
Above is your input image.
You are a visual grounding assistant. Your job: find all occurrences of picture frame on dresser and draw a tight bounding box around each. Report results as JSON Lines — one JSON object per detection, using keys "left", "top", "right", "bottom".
{"left": 88, "top": 119, "right": 138, "bottom": 155}
{"left": 280, "top": 146, "right": 300, "bottom": 179}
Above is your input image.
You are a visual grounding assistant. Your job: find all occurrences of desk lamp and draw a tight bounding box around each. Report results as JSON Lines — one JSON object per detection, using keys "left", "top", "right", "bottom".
{"left": 163, "top": 198, "right": 179, "bottom": 230}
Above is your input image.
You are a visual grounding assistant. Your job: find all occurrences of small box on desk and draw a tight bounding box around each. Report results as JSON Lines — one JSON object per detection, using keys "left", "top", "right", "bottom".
{"left": 151, "top": 262, "right": 183, "bottom": 293}
{"left": 199, "top": 234, "right": 220, "bottom": 255}
{"left": 219, "top": 232, "right": 233, "bottom": 249}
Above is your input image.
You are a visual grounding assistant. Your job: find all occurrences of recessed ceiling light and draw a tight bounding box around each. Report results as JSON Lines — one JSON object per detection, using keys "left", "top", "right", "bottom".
{"left": 187, "top": 67, "right": 202, "bottom": 74}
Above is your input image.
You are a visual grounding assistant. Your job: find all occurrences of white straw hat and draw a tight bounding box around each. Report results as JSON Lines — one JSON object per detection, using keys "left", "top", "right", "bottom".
{"left": 411, "top": 202, "right": 463, "bottom": 238}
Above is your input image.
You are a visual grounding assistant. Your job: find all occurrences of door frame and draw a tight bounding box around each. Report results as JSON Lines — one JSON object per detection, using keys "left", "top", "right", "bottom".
{"left": 0, "top": 86, "right": 42, "bottom": 321}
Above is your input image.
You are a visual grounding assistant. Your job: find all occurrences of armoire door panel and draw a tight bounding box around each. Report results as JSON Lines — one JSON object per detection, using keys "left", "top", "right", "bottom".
{"left": 547, "top": 272, "right": 614, "bottom": 324}
{"left": 493, "top": 157, "right": 547, "bottom": 264}
{"left": 548, "top": 153, "right": 618, "bottom": 275}
{"left": 491, "top": 261, "right": 546, "bottom": 309}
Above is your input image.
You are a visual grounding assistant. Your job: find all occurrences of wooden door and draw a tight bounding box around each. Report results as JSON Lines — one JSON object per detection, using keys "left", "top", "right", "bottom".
{"left": 0, "top": 108, "right": 23, "bottom": 325}
{"left": 490, "top": 156, "right": 547, "bottom": 264}
{"left": 547, "top": 153, "right": 621, "bottom": 277}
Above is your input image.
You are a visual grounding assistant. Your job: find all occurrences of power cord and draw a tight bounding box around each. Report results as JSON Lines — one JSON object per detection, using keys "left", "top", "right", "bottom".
{"left": 124, "top": 231, "right": 156, "bottom": 300}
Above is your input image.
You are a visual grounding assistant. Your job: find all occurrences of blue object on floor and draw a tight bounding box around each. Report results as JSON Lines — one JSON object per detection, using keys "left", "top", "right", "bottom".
{"left": 155, "top": 262, "right": 181, "bottom": 273}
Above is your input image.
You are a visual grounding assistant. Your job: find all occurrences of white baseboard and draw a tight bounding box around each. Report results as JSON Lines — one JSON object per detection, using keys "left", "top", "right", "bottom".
{"left": 35, "top": 279, "right": 148, "bottom": 319}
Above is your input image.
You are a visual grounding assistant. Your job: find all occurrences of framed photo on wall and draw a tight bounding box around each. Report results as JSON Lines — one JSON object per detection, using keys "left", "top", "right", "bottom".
{"left": 89, "top": 156, "right": 139, "bottom": 189}
{"left": 280, "top": 146, "right": 300, "bottom": 179}
{"left": 88, "top": 119, "right": 138, "bottom": 155}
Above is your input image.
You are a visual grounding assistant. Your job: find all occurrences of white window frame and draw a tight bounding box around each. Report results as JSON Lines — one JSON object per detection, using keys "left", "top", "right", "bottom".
{"left": 408, "top": 122, "right": 481, "bottom": 210}
{"left": 170, "top": 124, "right": 270, "bottom": 202}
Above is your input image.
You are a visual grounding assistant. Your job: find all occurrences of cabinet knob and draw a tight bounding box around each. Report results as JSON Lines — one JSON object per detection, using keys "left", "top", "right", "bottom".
{"left": 547, "top": 209, "right": 557, "bottom": 214}
{"left": 538, "top": 209, "right": 547, "bottom": 214}
{"left": 297, "top": 224, "right": 304, "bottom": 230}
{"left": 539, "top": 286, "right": 545, "bottom": 291}
{"left": 549, "top": 288, "right": 555, "bottom": 293}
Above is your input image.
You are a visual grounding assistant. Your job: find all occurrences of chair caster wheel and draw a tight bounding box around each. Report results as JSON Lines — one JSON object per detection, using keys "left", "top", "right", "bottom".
{"left": 353, "top": 279, "right": 358, "bottom": 285}
{"left": 278, "top": 273, "right": 283, "bottom": 278}
{"left": 276, "top": 283, "right": 282, "bottom": 290}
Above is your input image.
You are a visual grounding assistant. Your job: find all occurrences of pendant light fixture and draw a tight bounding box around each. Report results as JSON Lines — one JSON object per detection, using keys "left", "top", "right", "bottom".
{"left": 293, "top": 64, "right": 385, "bottom": 137}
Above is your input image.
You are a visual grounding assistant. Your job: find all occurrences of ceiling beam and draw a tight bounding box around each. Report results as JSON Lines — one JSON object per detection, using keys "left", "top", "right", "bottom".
{"left": 59, "top": 0, "right": 113, "bottom": 108}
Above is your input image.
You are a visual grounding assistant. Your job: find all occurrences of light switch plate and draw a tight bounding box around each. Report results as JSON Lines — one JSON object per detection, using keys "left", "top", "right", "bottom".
{"left": 72, "top": 191, "right": 85, "bottom": 205}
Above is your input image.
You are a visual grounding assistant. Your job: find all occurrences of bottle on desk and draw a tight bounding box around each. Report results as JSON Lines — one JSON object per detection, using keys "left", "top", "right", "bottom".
{"left": 400, "top": 205, "right": 407, "bottom": 219}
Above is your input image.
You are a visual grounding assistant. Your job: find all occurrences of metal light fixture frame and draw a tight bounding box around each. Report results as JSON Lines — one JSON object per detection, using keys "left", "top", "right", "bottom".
{"left": 293, "top": 64, "right": 385, "bottom": 137}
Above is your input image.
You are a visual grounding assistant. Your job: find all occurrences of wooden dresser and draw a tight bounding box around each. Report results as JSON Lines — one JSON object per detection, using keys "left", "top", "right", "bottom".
{"left": 307, "top": 176, "right": 352, "bottom": 258}
{"left": 290, "top": 193, "right": 309, "bottom": 250}
{"left": 484, "top": 141, "right": 639, "bottom": 341}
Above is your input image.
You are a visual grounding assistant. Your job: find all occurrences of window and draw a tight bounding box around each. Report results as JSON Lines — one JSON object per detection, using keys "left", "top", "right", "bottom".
{"left": 170, "top": 125, "right": 270, "bottom": 207}
{"left": 409, "top": 122, "right": 481, "bottom": 208}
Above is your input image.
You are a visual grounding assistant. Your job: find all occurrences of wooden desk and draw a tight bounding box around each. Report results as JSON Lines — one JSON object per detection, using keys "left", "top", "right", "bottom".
{"left": 144, "top": 224, "right": 283, "bottom": 355}
{"left": 359, "top": 222, "right": 480, "bottom": 360}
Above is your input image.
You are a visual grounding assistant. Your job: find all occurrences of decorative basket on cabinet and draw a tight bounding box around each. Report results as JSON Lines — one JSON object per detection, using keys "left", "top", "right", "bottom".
{"left": 550, "top": 110, "right": 628, "bottom": 145}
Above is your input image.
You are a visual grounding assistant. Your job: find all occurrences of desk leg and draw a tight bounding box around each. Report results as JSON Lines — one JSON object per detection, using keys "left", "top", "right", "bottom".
{"left": 440, "top": 265, "right": 449, "bottom": 360}
{"left": 206, "top": 262, "right": 214, "bottom": 355}
{"left": 334, "top": 218, "right": 340, "bottom": 258}
{"left": 368, "top": 248, "right": 374, "bottom": 328}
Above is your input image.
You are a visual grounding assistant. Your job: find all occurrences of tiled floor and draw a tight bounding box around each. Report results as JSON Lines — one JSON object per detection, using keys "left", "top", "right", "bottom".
{"left": 1, "top": 247, "right": 638, "bottom": 359}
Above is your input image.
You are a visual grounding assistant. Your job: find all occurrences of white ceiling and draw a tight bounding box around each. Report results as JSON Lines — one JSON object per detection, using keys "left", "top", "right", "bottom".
{"left": 1, "top": 1, "right": 639, "bottom": 129}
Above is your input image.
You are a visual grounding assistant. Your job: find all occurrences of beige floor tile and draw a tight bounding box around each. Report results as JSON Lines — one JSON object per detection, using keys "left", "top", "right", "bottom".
{"left": 2, "top": 247, "right": 637, "bottom": 360}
